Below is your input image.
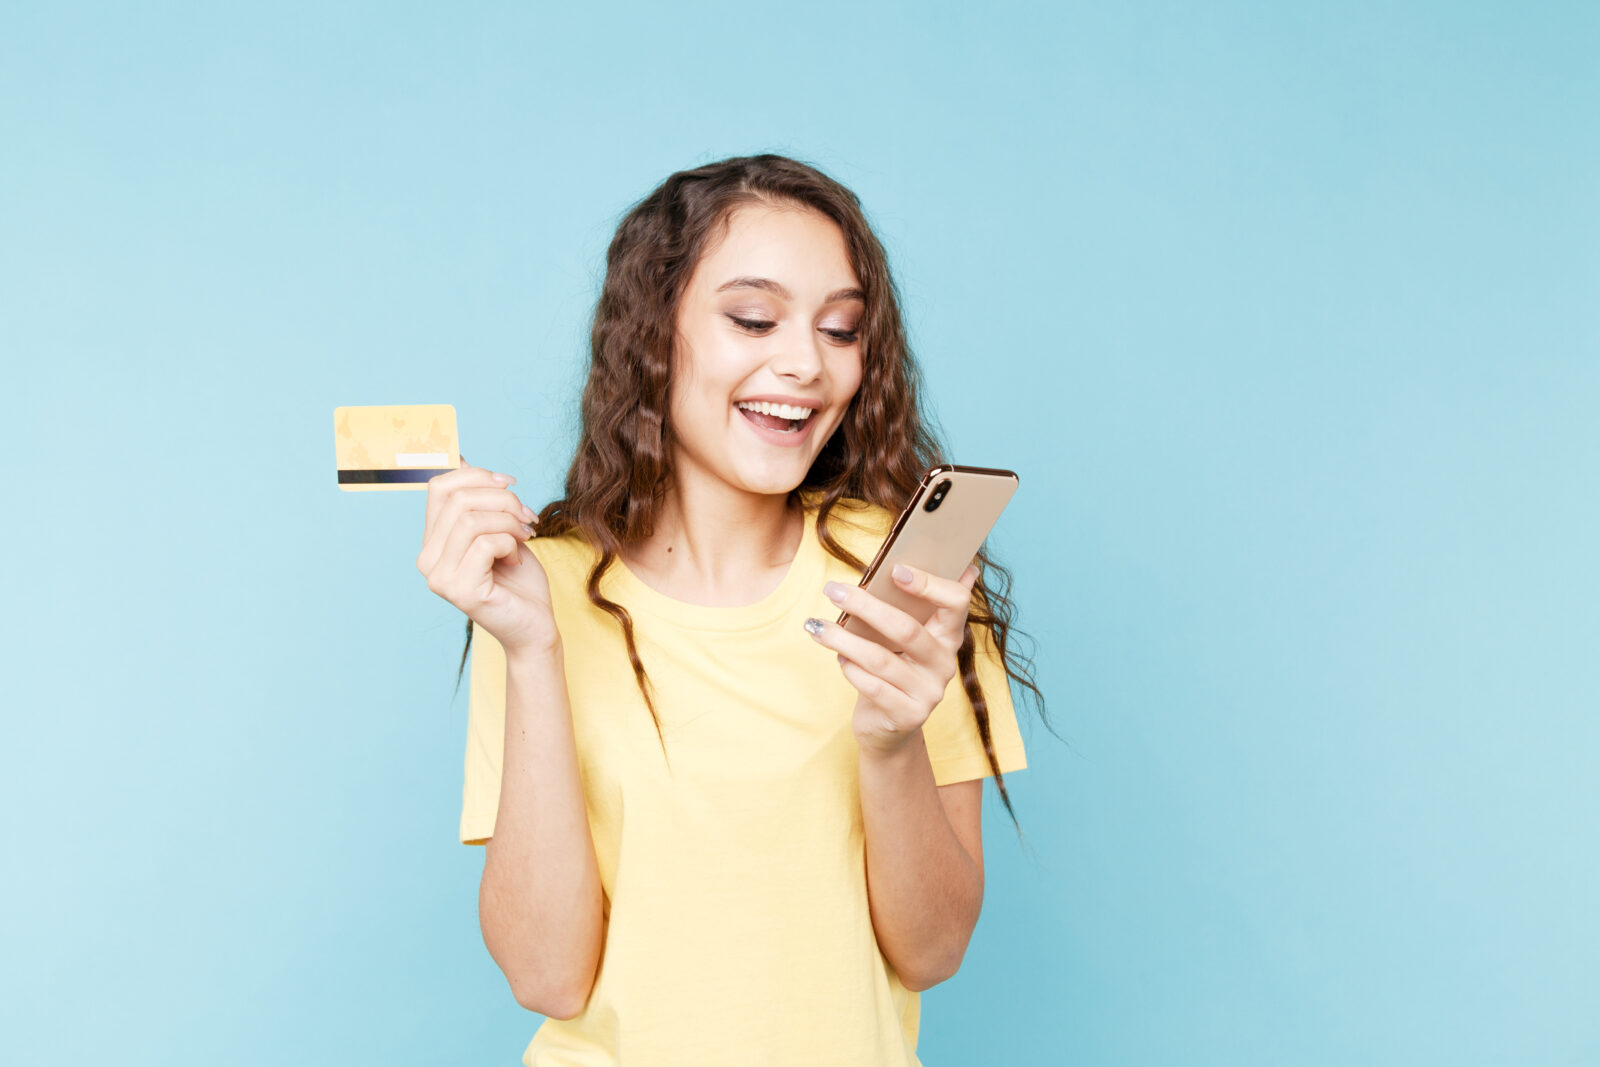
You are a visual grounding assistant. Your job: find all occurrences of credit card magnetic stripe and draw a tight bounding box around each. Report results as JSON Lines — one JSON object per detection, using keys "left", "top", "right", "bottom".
{"left": 337, "top": 467, "right": 456, "bottom": 485}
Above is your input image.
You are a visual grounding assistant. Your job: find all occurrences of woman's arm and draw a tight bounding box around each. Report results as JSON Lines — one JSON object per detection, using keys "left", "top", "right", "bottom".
{"left": 858, "top": 734, "right": 985, "bottom": 991}
{"left": 478, "top": 640, "right": 605, "bottom": 1019}
{"left": 806, "top": 561, "right": 992, "bottom": 990}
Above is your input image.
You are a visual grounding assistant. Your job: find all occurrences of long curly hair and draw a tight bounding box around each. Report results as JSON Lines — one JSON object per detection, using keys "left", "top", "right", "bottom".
{"left": 457, "top": 153, "right": 1048, "bottom": 833}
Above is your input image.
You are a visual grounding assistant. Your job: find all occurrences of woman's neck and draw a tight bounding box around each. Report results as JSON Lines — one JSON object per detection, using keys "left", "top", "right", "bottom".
{"left": 620, "top": 475, "right": 805, "bottom": 607}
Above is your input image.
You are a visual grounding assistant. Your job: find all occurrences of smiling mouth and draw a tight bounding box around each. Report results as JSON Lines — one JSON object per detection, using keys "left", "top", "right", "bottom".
{"left": 735, "top": 401, "right": 816, "bottom": 434}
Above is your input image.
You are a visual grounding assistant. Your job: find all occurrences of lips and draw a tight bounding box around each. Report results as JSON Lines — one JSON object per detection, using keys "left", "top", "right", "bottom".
{"left": 739, "top": 406, "right": 806, "bottom": 432}
{"left": 735, "top": 403, "right": 818, "bottom": 448}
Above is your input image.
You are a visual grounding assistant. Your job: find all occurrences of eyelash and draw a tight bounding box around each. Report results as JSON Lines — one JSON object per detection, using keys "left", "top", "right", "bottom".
{"left": 729, "top": 315, "right": 859, "bottom": 344}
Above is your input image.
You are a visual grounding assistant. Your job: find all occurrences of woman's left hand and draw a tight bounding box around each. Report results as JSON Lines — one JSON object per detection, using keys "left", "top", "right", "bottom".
{"left": 806, "top": 561, "right": 979, "bottom": 757}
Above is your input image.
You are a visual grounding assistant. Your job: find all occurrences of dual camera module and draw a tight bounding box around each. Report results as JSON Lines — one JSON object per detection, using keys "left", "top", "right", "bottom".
{"left": 922, "top": 478, "right": 953, "bottom": 512}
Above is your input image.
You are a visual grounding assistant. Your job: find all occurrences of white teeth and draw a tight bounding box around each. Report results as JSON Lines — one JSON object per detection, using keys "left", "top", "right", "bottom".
{"left": 737, "top": 400, "right": 815, "bottom": 420}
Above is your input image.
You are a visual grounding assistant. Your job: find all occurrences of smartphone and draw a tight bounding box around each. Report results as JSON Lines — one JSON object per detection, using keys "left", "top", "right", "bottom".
{"left": 836, "top": 464, "right": 1020, "bottom": 654}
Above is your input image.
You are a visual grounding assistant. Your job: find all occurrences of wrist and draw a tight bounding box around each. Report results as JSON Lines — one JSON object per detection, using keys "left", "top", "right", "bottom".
{"left": 505, "top": 636, "right": 564, "bottom": 670}
{"left": 856, "top": 724, "right": 927, "bottom": 765}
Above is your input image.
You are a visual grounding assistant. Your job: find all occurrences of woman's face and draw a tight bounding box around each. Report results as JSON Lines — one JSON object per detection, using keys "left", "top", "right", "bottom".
{"left": 668, "top": 201, "right": 865, "bottom": 502}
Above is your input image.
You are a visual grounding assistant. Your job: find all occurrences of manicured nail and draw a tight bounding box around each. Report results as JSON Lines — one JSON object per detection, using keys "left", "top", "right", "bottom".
{"left": 803, "top": 617, "right": 824, "bottom": 636}
{"left": 823, "top": 582, "right": 848, "bottom": 604}
{"left": 893, "top": 564, "right": 913, "bottom": 584}
{"left": 520, "top": 523, "right": 534, "bottom": 535}
{"left": 492, "top": 472, "right": 515, "bottom": 484}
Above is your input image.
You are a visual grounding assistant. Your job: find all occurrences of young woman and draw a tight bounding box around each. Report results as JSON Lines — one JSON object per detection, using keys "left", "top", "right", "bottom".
{"left": 417, "top": 153, "right": 1044, "bottom": 1066}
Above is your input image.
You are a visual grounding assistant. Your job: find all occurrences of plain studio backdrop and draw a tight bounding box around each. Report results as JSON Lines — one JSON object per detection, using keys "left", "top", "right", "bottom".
{"left": 3, "top": 2, "right": 1595, "bottom": 1064}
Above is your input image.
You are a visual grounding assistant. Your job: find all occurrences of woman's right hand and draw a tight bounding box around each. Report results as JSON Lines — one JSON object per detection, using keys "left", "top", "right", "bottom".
{"left": 417, "top": 458, "right": 560, "bottom": 655}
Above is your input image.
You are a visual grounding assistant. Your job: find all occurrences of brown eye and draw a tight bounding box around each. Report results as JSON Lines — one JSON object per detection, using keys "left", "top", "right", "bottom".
{"left": 823, "top": 328, "right": 859, "bottom": 343}
{"left": 728, "top": 315, "right": 775, "bottom": 333}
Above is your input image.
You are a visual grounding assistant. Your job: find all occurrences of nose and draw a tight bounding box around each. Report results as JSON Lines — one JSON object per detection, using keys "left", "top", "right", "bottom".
{"left": 770, "top": 334, "right": 825, "bottom": 385}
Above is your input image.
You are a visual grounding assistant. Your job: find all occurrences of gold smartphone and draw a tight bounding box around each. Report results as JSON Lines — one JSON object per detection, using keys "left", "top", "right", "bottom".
{"left": 836, "top": 464, "right": 1020, "bottom": 654}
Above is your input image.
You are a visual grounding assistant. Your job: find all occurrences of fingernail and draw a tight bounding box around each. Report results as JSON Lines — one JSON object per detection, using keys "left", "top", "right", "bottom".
{"left": 893, "top": 564, "right": 912, "bottom": 584}
{"left": 520, "top": 523, "right": 534, "bottom": 535}
{"left": 803, "top": 617, "right": 824, "bottom": 636}
{"left": 492, "top": 472, "right": 515, "bottom": 484}
{"left": 521, "top": 505, "right": 536, "bottom": 522}
{"left": 823, "top": 581, "right": 848, "bottom": 604}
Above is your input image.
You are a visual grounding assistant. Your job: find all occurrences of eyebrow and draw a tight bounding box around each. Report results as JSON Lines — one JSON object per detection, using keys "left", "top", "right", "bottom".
{"left": 714, "top": 276, "right": 866, "bottom": 304}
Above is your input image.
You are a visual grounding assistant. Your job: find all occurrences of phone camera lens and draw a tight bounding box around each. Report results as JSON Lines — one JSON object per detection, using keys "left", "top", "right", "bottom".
{"left": 923, "top": 479, "right": 953, "bottom": 512}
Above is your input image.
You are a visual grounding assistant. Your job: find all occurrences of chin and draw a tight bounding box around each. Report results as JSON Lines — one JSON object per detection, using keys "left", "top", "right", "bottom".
{"left": 727, "top": 458, "right": 810, "bottom": 496}
{"left": 736, "top": 473, "right": 806, "bottom": 498}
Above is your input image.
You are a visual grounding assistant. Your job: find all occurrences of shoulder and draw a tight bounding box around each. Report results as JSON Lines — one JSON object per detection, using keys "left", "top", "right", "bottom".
{"left": 524, "top": 526, "right": 602, "bottom": 584}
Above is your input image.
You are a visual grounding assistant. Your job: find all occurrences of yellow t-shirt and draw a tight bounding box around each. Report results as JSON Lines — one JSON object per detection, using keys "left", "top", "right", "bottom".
{"left": 459, "top": 495, "right": 1028, "bottom": 1066}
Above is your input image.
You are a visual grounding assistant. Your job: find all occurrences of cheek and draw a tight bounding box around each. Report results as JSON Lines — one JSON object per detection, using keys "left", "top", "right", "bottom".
{"left": 668, "top": 340, "right": 745, "bottom": 434}
{"left": 833, "top": 350, "right": 865, "bottom": 401}
{"left": 670, "top": 339, "right": 712, "bottom": 405}
{"left": 685, "top": 333, "right": 753, "bottom": 389}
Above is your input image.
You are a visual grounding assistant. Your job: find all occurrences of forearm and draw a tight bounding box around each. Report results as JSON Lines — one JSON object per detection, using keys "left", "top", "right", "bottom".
{"left": 858, "top": 729, "right": 983, "bottom": 991}
{"left": 479, "top": 642, "right": 605, "bottom": 1018}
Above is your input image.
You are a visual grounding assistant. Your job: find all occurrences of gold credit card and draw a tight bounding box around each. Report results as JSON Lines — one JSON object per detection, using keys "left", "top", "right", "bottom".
{"left": 334, "top": 404, "right": 460, "bottom": 491}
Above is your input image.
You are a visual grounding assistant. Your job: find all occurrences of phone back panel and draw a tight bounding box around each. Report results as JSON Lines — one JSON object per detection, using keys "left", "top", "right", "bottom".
{"left": 838, "top": 465, "right": 1019, "bottom": 654}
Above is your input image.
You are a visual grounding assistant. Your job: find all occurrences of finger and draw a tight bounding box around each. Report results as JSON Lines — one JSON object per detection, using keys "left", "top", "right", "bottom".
{"left": 889, "top": 561, "right": 979, "bottom": 642}
{"left": 889, "top": 561, "right": 978, "bottom": 610}
{"left": 835, "top": 654, "right": 929, "bottom": 723}
{"left": 454, "top": 450, "right": 518, "bottom": 580}
{"left": 805, "top": 616, "right": 949, "bottom": 709}
{"left": 825, "top": 580, "right": 946, "bottom": 666}
{"left": 424, "top": 463, "right": 515, "bottom": 544}
{"left": 422, "top": 484, "right": 524, "bottom": 574}
{"left": 422, "top": 482, "right": 533, "bottom": 570}
{"left": 464, "top": 526, "right": 526, "bottom": 580}
{"left": 450, "top": 485, "right": 537, "bottom": 526}
{"left": 434, "top": 509, "right": 533, "bottom": 592}
{"left": 425, "top": 464, "right": 515, "bottom": 539}
{"left": 441, "top": 508, "right": 528, "bottom": 585}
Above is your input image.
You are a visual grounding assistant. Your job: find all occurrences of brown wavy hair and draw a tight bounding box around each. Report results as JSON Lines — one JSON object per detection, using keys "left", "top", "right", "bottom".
{"left": 456, "top": 153, "right": 1050, "bottom": 835}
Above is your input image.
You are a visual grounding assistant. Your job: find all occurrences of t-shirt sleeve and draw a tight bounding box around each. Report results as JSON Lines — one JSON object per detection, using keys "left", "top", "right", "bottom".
{"left": 460, "top": 618, "right": 507, "bottom": 846}
{"left": 921, "top": 620, "right": 1029, "bottom": 786}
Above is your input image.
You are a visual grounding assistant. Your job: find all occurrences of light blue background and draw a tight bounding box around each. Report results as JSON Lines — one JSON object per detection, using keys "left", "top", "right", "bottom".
{"left": 3, "top": 2, "right": 1596, "bottom": 1063}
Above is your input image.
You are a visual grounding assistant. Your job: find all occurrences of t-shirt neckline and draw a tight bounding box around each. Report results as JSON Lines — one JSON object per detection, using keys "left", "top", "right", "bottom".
{"left": 603, "top": 503, "right": 826, "bottom": 632}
